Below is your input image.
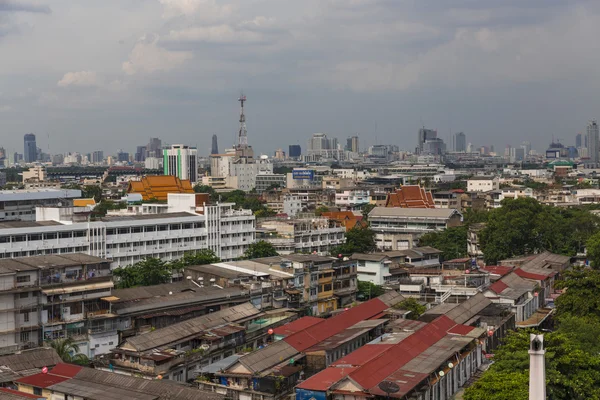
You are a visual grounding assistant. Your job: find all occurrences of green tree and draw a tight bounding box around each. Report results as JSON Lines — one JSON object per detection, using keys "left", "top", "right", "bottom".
{"left": 465, "top": 330, "right": 600, "bottom": 400}
{"left": 333, "top": 226, "right": 377, "bottom": 256}
{"left": 361, "top": 203, "right": 376, "bottom": 220}
{"left": 393, "top": 298, "right": 426, "bottom": 320}
{"left": 418, "top": 226, "right": 467, "bottom": 261}
{"left": 357, "top": 280, "right": 385, "bottom": 300}
{"left": 193, "top": 184, "right": 217, "bottom": 199}
{"left": 586, "top": 232, "right": 600, "bottom": 269}
{"left": 255, "top": 208, "right": 277, "bottom": 218}
{"left": 315, "top": 206, "right": 330, "bottom": 216}
{"left": 112, "top": 257, "right": 173, "bottom": 288}
{"left": 555, "top": 268, "right": 600, "bottom": 319}
{"left": 82, "top": 185, "right": 103, "bottom": 202}
{"left": 244, "top": 241, "right": 278, "bottom": 259}
{"left": 171, "top": 250, "right": 221, "bottom": 271}
{"left": 49, "top": 338, "right": 90, "bottom": 366}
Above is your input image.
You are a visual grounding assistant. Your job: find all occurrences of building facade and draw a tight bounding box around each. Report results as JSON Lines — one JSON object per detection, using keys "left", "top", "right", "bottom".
{"left": 163, "top": 144, "right": 198, "bottom": 183}
{"left": 0, "top": 189, "right": 81, "bottom": 222}
{"left": 23, "top": 134, "right": 36, "bottom": 163}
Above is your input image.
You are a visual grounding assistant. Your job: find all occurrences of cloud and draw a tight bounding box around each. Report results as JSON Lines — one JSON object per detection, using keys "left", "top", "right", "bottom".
{"left": 122, "top": 35, "right": 192, "bottom": 75}
{"left": 167, "top": 18, "right": 281, "bottom": 44}
{"left": 0, "top": 105, "right": 12, "bottom": 112}
{"left": 0, "top": 1, "right": 51, "bottom": 14}
{"left": 158, "top": 0, "right": 234, "bottom": 20}
{"left": 57, "top": 71, "right": 100, "bottom": 87}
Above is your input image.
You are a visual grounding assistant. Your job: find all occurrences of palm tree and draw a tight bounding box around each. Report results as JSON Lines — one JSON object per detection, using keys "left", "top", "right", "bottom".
{"left": 49, "top": 337, "right": 90, "bottom": 366}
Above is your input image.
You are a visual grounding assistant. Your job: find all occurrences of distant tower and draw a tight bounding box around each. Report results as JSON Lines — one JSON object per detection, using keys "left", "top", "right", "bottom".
{"left": 235, "top": 93, "right": 253, "bottom": 160}
{"left": 528, "top": 334, "right": 546, "bottom": 400}
{"left": 454, "top": 132, "right": 466, "bottom": 152}
{"left": 23, "top": 133, "right": 37, "bottom": 163}
{"left": 587, "top": 119, "right": 599, "bottom": 164}
{"left": 576, "top": 133, "right": 582, "bottom": 148}
{"left": 211, "top": 134, "right": 219, "bottom": 155}
{"left": 238, "top": 94, "right": 248, "bottom": 148}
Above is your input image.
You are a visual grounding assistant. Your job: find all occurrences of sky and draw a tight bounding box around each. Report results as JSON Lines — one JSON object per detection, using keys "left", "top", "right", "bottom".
{"left": 1, "top": 0, "right": 600, "bottom": 157}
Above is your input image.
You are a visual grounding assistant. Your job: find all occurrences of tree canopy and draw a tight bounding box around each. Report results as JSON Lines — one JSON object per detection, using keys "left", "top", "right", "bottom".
{"left": 393, "top": 298, "right": 427, "bottom": 320}
{"left": 244, "top": 240, "right": 279, "bottom": 259}
{"left": 418, "top": 226, "right": 468, "bottom": 261}
{"left": 479, "top": 198, "right": 600, "bottom": 264}
{"left": 49, "top": 338, "right": 90, "bottom": 366}
{"left": 357, "top": 280, "right": 385, "bottom": 300}
{"left": 331, "top": 226, "right": 376, "bottom": 255}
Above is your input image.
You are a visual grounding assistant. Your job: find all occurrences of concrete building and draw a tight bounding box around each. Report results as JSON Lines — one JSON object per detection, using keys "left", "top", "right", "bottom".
{"left": 467, "top": 176, "right": 500, "bottom": 192}
{"left": 163, "top": 144, "right": 198, "bottom": 183}
{"left": 21, "top": 166, "right": 47, "bottom": 184}
{"left": 335, "top": 190, "right": 370, "bottom": 209}
{"left": 0, "top": 189, "right": 81, "bottom": 221}
{"left": 288, "top": 145, "right": 301, "bottom": 159}
{"left": 0, "top": 194, "right": 255, "bottom": 266}
{"left": 257, "top": 217, "right": 346, "bottom": 255}
{"left": 255, "top": 174, "right": 286, "bottom": 193}
{"left": 0, "top": 254, "right": 113, "bottom": 355}
{"left": 417, "top": 127, "right": 437, "bottom": 153}
{"left": 369, "top": 207, "right": 463, "bottom": 250}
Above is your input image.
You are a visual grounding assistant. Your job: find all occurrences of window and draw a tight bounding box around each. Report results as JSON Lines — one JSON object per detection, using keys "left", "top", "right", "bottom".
{"left": 19, "top": 292, "right": 29, "bottom": 299}
{"left": 16, "top": 275, "right": 30, "bottom": 283}
{"left": 20, "top": 331, "right": 30, "bottom": 343}
{"left": 33, "top": 387, "right": 42, "bottom": 396}
{"left": 21, "top": 311, "right": 29, "bottom": 322}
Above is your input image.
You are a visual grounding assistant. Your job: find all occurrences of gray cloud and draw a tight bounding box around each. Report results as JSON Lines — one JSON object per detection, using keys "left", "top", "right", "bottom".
{"left": 0, "top": 1, "right": 51, "bottom": 14}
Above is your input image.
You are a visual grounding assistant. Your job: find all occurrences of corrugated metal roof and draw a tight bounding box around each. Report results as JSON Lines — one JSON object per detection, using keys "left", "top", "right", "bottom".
{"left": 125, "top": 302, "right": 260, "bottom": 352}
{"left": 0, "top": 388, "right": 42, "bottom": 399}
{"left": 0, "top": 348, "right": 62, "bottom": 379}
{"left": 296, "top": 366, "right": 358, "bottom": 391}
{"left": 272, "top": 317, "right": 322, "bottom": 337}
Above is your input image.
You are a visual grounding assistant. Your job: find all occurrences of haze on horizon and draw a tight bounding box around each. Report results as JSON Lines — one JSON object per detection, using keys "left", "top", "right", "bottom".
{"left": 1, "top": 0, "right": 600, "bottom": 156}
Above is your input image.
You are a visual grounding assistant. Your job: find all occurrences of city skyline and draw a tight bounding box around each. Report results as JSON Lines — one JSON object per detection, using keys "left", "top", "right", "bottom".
{"left": 1, "top": 1, "right": 600, "bottom": 155}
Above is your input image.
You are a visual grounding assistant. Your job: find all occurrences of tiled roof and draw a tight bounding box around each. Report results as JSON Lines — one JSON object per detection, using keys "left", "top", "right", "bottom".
{"left": 127, "top": 175, "right": 194, "bottom": 201}
{"left": 385, "top": 185, "right": 436, "bottom": 208}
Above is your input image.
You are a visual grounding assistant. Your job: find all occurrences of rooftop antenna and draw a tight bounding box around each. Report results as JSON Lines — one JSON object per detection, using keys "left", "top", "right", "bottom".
{"left": 237, "top": 92, "right": 248, "bottom": 148}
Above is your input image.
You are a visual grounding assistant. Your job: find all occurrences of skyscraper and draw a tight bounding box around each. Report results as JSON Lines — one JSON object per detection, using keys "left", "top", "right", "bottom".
{"left": 454, "top": 132, "right": 466, "bottom": 152}
{"left": 521, "top": 141, "right": 531, "bottom": 156}
{"left": 135, "top": 146, "right": 146, "bottom": 162}
{"left": 289, "top": 145, "right": 301, "bottom": 158}
{"left": 346, "top": 136, "right": 359, "bottom": 153}
{"left": 417, "top": 127, "right": 437, "bottom": 153}
{"left": 146, "top": 138, "right": 162, "bottom": 158}
{"left": 23, "top": 133, "right": 37, "bottom": 163}
{"left": 211, "top": 134, "right": 219, "bottom": 155}
{"left": 576, "top": 133, "right": 582, "bottom": 148}
{"left": 91, "top": 151, "right": 104, "bottom": 164}
{"left": 163, "top": 144, "right": 198, "bottom": 183}
{"left": 587, "top": 119, "right": 599, "bottom": 163}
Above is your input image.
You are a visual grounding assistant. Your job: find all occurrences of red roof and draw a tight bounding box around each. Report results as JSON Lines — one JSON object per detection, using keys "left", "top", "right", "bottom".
{"left": 481, "top": 266, "right": 514, "bottom": 277}
{"left": 447, "top": 324, "right": 475, "bottom": 335}
{"left": 514, "top": 268, "right": 549, "bottom": 281}
{"left": 331, "top": 344, "right": 394, "bottom": 367}
{"left": 16, "top": 363, "right": 82, "bottom": 388}
{"left": 283, "top": 297, "right": 390, "bottom": 352}
{"left": 296, "top": 366, "right": 358, "bottom": 391}
{"left": 272, "top": 317, "right": 322, "bottom": 337}
{"left": 488, "top": 280, "right": 509, "bottom": 294}
{"left": 0, "top": 388, "right": 42, "bottom": 398}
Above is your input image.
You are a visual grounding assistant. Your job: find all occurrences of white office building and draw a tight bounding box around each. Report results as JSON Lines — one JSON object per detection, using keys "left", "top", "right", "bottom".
{"left": 0, "top": 194, "right": 255, "bottom": 267}
{"left": 163, "top": 144, "right": 198, "bottom": 183}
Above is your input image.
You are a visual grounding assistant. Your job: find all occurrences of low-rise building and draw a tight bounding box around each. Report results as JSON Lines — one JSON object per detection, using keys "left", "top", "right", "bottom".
{"left": 467, "top": 176, "right": 500, "bottom": 192}
{"left": 334, "top": 190, "right": 370, "bottom": 210}
{"left": 199, "top": 292, "right": 404, "bottom": 400}
{"left": 257, "top": 217, "right": 345, "bottom": 255}
{"left": 369, "top": 207, "right": 463, "bottom": 250}
{"left": 0, "top": 189, "right": 81, "bottom": 221}
{"left": 0, "top": 254, "right": 114, "bottom": 356}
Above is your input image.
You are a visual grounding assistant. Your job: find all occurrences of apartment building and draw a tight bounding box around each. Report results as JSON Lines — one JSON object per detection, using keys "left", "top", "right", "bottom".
{"left": 0, "top": 254, "right": 113, "bottom": 356}
{"left": 257, "top": 217, "right": 346, "bottom": 255}
{"left": 0, "top": 194, "right": 255, "bottom": 266}
{"left": 184, "top": 254, "right": 358, "bottom": 316}
{"left": 369, "top": 207, "right": 463, "bottom": 250}
{"left": 0, "top": 189, "right": 81, "bottom": 221}
{"left": 466, "top": 176, "right": 500, "bottom": 192}
{"left": 334, "top": 190, "right": 370, "bottom": 209}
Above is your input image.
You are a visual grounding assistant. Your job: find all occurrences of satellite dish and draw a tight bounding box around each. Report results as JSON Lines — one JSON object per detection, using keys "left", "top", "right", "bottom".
{"left": 378, "top": 381, "right": 400, "bottom": 395}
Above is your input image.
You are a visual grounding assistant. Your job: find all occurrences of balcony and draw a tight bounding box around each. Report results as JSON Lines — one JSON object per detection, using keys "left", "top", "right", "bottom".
{"left": 318, "top": 290, "right": 334, "bottom": 300}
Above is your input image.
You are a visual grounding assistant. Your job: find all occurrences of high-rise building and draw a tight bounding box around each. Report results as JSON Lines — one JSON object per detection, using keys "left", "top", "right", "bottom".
{"left": 346, "top": 136, "right": 359, "bottom": 153}
{"left": 576, "top": 133, "right": 582, "bottom": 148}
{"left": 288, "top": 145, "right": 301, "bottom": 158}
{"left": 521, "top": 141, "right": 531, "bottom": 156}
{"left": 146, "top": 138, "right": 162, "bottom": 158}
{"left": 417, "top": 127, "right": 437, "bottom": 153}
{"left": 23, "top": 133, "right": 37, "bottom": 163}
{"left": 454, "top": 132, "right": 466, "bottom": 152}
{"left": 211, "top": 134, "right": 219, "bottom": 155}
{"left": 163, "top": 144, "right": 198, "bottom": 183}
{"left": 117, "top": 151, "right": 129, "bottom": 163}
{"left": 135, "top": 146, "right": 146, "bottom": 162}
{"left": 91, "top": 151, "right": 104, "bottom": 164}
{"left": 587, "top": 119, "right": 599, "bottom": 163}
